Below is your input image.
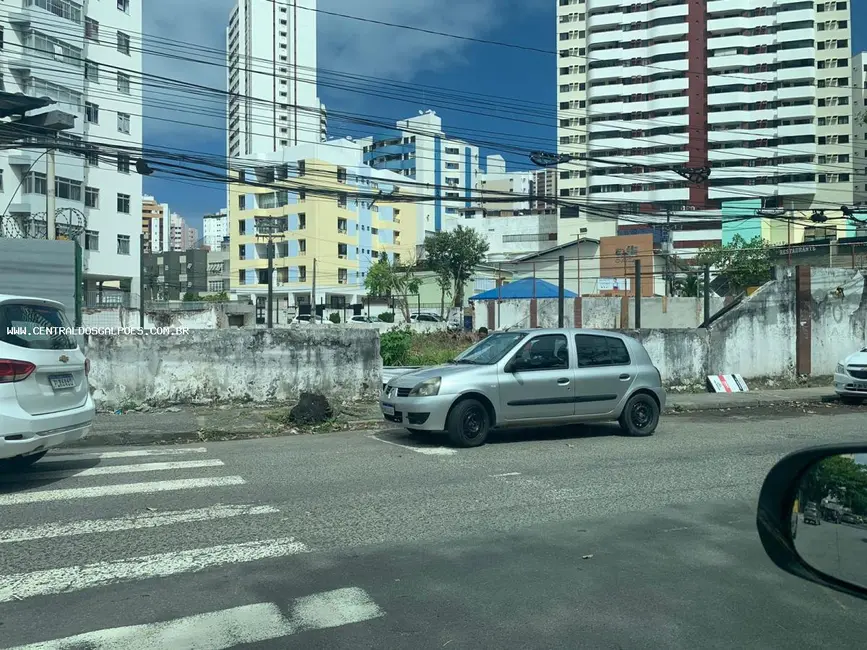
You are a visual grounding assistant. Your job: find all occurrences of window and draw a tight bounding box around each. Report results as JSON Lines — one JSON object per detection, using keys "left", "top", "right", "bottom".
{"left": 55, "top": 176, "right": 82, "bottom": 200}
{"left": 337, "top": 166, "right": 347, "bottom": 183}
{"left": 337, "top": 218, "right": 347, "bottom": 233}
{"left": 298, "top": 239, "right": 306, "bottom": 254}
{"left": 85, "top": 60, "right": 99, "bottom": 82}
{"left": 337, "top": 243, "right": 348, "bottom": 258}
{"left": 117, "top": 193, "right": 130, "bottom": 213}
{"left": 30, "top": 0, "right": 82, "bottom": 23}
{"left": 337, "top": 193, "right": 347, "bottom": 208}
{"left": 84, "top": 144, "right": 98, "bottom": 166}
{"left": 117, "top": 31, "right": 130, "bottom": 55}
{"left": 117, "top": 0, "right": 130, "bottom": 12}
{"left": 298, "top": 265, "right": 306, "bottom": 281}
{"left": 117, "top": 112, "right": 130, "bottom": 133}
{"left": 85, "top": 102, "right": 99, "bottom": 124}
{"left": 511, "top": 334, "right": 569, "bottom": 371}
{"left": 117, "top": 72, "right": 130, "bottom": 94}
{"left": 338, "top": 268, "right": 348, "bottom": 284}
{"left": 85, "top": 186, "right": 99, "bottom": 208}
{"left": 574, "top": 334, "right": 631, "bottom": 367}
{"left": 84, "top": 229, "right": 99, "bottom": 251}
{"left": 117, "top": 153, "right": 130, "bottom": 173}
{"left": 117, "top": 234, "right": 130, "bottom": 255}
{"left": 297, "top": 213, "right": 306, "bottom": 229}
{"left": 76, "top": 13, "right": 95, "bottom": 38}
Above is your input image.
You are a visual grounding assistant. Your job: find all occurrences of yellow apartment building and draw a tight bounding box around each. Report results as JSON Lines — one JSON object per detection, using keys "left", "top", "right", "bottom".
{"left": 229, "top": 141, "right": 418, "bottom": 321}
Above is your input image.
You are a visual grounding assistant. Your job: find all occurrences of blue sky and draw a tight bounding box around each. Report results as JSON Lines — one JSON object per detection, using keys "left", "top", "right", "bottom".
{"left": 142, "top": 1, "right": 866, "bottom": 234}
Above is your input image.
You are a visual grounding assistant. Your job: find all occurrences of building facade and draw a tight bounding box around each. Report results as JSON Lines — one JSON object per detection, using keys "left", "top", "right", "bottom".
{"left": 556, "top": 0, "right": 856, "bottom": 244}
{"left": 359, "top": 110, "right": 483, "bottom": 239}
{"left": 854, "top": 52, "right": 866, "bottom": 207}
{"left": 203, "top": 210, "right": 229, "bottom": 250}
{"left": 142, "top": 195, "right": 169, "bottom": 254}
{"left": 226, "top": 0, "right": 326, "bottom": 160}
{"left": 0, "top": 0, "right": 144, "bottom": 294}
{"left": 142, "top": 249, "right": 208, "bottom": 301}
{"left": 228, "top": 140, "right": 418, "bottom": 319}
{"left": 169, "top": 212, "right": 198, "bottom": 251}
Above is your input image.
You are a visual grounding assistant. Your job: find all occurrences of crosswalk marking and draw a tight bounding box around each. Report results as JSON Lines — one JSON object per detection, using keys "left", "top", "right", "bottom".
{"left": 0, "top": 476, "right": 246, "bottom": 506}
{"left": 0, "top": 538, "right": 310, "bottom": 602}
{"left": 0, "top": 459, "right": 225, "bottom": 483}
{"left": 43, "top": 448, "right": 209, "bottom": 462}
{"left": 4, "top": 588, "right": 384, "bottom": 649}
{"left": 0, "top": 504, "right": 281, "bottom": 544}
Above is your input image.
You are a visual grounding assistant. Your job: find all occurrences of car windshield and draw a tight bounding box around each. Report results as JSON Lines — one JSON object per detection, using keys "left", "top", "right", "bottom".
{"left": 452, "top": 331, "right": 527, "bottom": 365}
{"left": 0, "top": 302, "right": 77, "bottom": 350}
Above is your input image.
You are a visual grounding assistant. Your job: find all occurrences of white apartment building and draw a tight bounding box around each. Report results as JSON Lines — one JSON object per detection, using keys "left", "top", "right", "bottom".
{"left": 0, "top": 0, "right": 143, "bottom": 294}
{"left": 853, "top": 52, "right": 866, "bottom": 207}
{"left": 532, "top": 168, "right": 558, "bottom": 210}
{"left": 170, "top": 212, "right": 198, "bottom": 251}
{"left": 556, "top": 0, "right": 856, "bottom": 244}
{"left": 226, "top": 0, "right": 326, "bottom": 159}
{"left": 202, "top": 209, "right": 229, "bottom": 250}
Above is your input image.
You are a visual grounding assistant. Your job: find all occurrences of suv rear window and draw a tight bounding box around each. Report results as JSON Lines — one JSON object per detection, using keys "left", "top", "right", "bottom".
{"left": 0, "top": 303, "right": 77, "bottom": 350}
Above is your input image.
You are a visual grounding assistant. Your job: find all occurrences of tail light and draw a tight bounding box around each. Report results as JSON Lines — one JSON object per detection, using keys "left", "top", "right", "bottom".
{"left": 0, "top": 359, "right": 36, "bottom": 383}
{"left": 85, "top": 358, "right": 91, "bottom": 376}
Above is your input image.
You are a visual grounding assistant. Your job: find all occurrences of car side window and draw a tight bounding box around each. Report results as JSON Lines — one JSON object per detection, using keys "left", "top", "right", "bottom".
{"left": 512, "top": 334, "right": 569, "bottom": 371}
{"left": 575, "top": 335, "right": 631, "bottom": 367}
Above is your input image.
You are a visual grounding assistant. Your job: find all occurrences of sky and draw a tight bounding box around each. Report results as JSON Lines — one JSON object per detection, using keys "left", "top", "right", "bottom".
{"left": 141, "top": 1, "right": 867, "bottom": 234}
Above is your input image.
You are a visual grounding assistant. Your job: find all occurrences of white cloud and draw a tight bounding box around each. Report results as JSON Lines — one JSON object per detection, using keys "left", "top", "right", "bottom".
{"left": 143, "top": 0, "right": 532, "bottom": 140}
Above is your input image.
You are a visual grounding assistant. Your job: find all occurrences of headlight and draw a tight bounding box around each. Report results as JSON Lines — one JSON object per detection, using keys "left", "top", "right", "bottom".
{"left": 409, "top": 377, "right": 441, "bottom": 397}
{"left": 836, "top": 363, "right": 846, "bottom": 375}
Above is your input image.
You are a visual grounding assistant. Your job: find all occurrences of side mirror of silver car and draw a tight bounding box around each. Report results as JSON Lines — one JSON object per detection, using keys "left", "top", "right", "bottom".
{"left": 757, "top": 444, "right": 867, "bottom": 601}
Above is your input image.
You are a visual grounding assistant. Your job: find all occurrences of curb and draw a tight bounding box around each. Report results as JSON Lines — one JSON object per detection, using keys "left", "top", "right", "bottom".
{"left": 668, "top": 394, "right": 839, "bottom": 413}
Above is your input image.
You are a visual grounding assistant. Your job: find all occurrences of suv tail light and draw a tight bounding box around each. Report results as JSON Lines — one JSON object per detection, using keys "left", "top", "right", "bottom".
{"left": 85, "top": 358, "right": 91, "bottom": 376}
{"left": 0, "top": 359, "right": 36, "bottom": 383}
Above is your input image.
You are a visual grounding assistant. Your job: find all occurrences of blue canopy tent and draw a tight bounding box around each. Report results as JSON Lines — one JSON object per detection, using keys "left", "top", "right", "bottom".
{"left": 469, "top": 277, "right": 577, "bottom": 301}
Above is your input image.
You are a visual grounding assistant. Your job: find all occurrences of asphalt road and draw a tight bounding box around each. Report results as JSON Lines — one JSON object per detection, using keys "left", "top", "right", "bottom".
{"left": 1, "top": 407, "right": 866, "bottom": 649}
{"left": 796, "top": 517, "right": 867, "bottom": 589}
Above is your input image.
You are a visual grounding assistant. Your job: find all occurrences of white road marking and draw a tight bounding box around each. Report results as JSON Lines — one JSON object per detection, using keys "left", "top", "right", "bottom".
{"left": 43, "top": 448, "right": 210, "bottom": 461}
{"left": 0, "top": 538, "right": 310, "bottom": 602}
{"left": 367, "top": 434, "right": 457, "bottom": 456}
{"left": 0, "top": 476, "right": 246, "bottom": 506}
{"left": 5, "top": 603, "right": 292, "bottom": 650}
{"left": 490, "top": 472, "right": 521, "bottom": 478}
{"left": 0, "top": 460, "right": 225, "bottom": 482}
{"left": 290, "top": 587, "right": 385, "bottom": 631}
{"left": 0, "top": 504, "right": 280, "bottom": 544}
{"left": 5, "top": 588, "right": 384, "bottom": 649}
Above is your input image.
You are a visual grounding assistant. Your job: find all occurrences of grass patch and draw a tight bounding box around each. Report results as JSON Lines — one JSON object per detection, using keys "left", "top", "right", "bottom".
{"left": 381, "top": 328, "right": 478, "bottom": 366}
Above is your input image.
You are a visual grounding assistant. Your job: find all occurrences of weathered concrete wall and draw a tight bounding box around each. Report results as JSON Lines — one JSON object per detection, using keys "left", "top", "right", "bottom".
{"left": 809, "top": 269, "right": 867, "bottom": 374}
{"left": 474, "top": 296, "right": 726, "bottom": 330}
{"left": 86, "top": 328, "right": 381, "bottom": 408}
{"left": 0, "top": 239, "right": 76, "bottom": 312}
{"left": 83, "top": 304, "right": 256, "bottom": 329}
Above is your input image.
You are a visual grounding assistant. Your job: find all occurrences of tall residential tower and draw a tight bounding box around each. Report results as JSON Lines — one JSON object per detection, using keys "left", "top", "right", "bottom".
{"left": 556, "top": 0, "right": 855, "bottom": 243}
{"left": 227, "top": 0, "right": 326, "bottom": 159}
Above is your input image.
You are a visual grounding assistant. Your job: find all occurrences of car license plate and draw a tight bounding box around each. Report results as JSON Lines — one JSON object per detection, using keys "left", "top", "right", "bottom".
{"left": 49, "top": 373, "right": 75, "bottom": 390}
{"left": 381, "top": 403, "right": 395, "bottom": 416}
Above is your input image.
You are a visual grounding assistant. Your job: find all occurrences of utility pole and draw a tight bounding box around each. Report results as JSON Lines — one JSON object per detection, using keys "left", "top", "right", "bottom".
{"left": 557, "top": 255, "right": 565, "bottom": 327}
{"left": 46, "top": 142, "right": 56, "bottom": 240}
{"left": 255, "top": 218, "right": 285, "bottom": 329}
{"left": 311, "top": 258, "right": 317, "bottom": 321}
{"left": 664, "top": 207, "right": 671, "bottom": 296}
{"left": 703, "top": 265, "right": 711, "bottom": 327}
{"left": 139, "top": 234, "right": 145, "bottom": 329}
{"left": 634, "top": 259, "right": 642, "bottom": 329}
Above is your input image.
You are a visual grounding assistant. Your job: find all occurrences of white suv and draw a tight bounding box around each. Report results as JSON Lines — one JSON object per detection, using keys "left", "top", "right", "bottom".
{"left": 0, "top": 295, "right": 94, "bottom": 467}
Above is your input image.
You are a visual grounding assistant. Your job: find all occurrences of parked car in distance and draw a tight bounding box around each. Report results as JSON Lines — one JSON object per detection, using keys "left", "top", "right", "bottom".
{"left": 349, "top": 315, "right": 376, "bottom": 323}
{"left": 380, "top": 328, "right": 665, "bottom": 447}
{"left": 803, "top": 506, "right": 820, "bottom": 525}
{"left": 0, "top": 294, "right": 94, "bottom": 467}
{"left": 410, "top": 313, "right": 443, "bottom": 323}
{"left": 292, "top": 314, "right": 325, "bottom": 324}
{"left": 833, "top": 347, "right": 867, "bottom": 404}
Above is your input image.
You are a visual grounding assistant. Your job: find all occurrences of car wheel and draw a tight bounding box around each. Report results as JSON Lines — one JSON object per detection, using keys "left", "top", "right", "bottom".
{"left": 0, "top": 450, "right": 48, "bottom": 470}
{"left": 840, "top": 395, "right": 865, "bottom": 405}
{"left": 446, "top": 399, "right": 490, "bottom": 448}
{"left": 618, "top": 393, "right": 660, "bottom": 437}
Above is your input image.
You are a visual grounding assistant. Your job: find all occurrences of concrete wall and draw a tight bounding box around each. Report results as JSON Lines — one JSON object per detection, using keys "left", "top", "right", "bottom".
{"left": 83, "top": 303, "right": 256, "bottom": 329}
{"left": 86, "top": 328, "right": 381, "bottom": 408}
{"left": 475, "top": 296, "right": 726, "bottom": 330}
{"left": 0, "top": 239, "right": 77, "bottom": 312}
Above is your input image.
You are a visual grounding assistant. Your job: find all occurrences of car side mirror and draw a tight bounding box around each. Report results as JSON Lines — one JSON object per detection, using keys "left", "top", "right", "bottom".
{"left": 504, "top": 359, "right": 520, "bottom": 373}
{"left": 757, "top": 443, "right": 867, "bottom": 601}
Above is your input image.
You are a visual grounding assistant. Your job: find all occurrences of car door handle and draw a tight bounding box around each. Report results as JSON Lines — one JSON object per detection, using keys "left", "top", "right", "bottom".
{"left": 619, "top": 374, "right": 630, "bottom": 380}
{"left": 557, "top": 378, "right": 570, "bottom": 385}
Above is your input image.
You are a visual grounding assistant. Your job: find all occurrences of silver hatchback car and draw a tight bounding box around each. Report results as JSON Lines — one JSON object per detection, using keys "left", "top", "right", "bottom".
{"left": 380, "top": 328, "right": 666, "bottom": 447}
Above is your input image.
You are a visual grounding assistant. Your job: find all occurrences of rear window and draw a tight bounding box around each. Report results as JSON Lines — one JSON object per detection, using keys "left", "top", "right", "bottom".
{"left": 0, "top": 303, "right": 77, "bottom": 350}
{"left": 574, "top": 334, "right": 631, "bottom": 367}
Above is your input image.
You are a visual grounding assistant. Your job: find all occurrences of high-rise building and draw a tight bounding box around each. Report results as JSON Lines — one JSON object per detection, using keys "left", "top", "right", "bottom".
{"left": 169, "top": 212, "right": 198, "bottom": 251}
{"left": 358, "top": 110, "right": 484, "bottom": 239}
{"left": 226, "top": 0, "right": 326, "bottom": 159}
{"left": 0, "top": 0, "right": 144, "bottom": 293}
{"left": 556, "top": 0, "right": 856, "bottom": 244}
{"left": 203, "top": 210, "right": 230, "bottom": 250}
{"left": 228, "top": 140, "right": 417, "bottom": 318}
{"left": 532, "top": 168, "right": 558, "bottom": 211}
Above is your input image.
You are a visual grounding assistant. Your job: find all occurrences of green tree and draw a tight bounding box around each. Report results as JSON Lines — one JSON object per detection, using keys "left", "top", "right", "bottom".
{"left": 800, "top": 455, "right": 867, "bottom": 515}
{"left": 424, "top": 226, "right": 489, "bottom": 308}
{"left": 422, "top": 232, "right": 454, "bottom": 317}
{"left": 364, "top": 257, "right": 420, "bottom": 322}
{"left": 695, "top": 234, "right": 773, "bottom": 293}
{"left": 202, "top": 292, "right": 229, "bottom": 303}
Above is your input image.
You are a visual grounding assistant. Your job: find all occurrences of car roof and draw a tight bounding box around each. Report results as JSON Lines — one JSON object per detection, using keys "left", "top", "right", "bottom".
{"left": 493, "top": 328, "right": 633, "bottom": 339}
{"left": 0, "top": 293, "right": 66, "bottom": 310}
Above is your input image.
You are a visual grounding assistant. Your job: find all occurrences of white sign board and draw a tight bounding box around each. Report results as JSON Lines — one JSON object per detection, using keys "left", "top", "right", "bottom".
{"left": 706, "top": 374, "right": 749, "bottom": 393}
{"left": 598, "top": 278, "right": 632, "bottom": 291}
